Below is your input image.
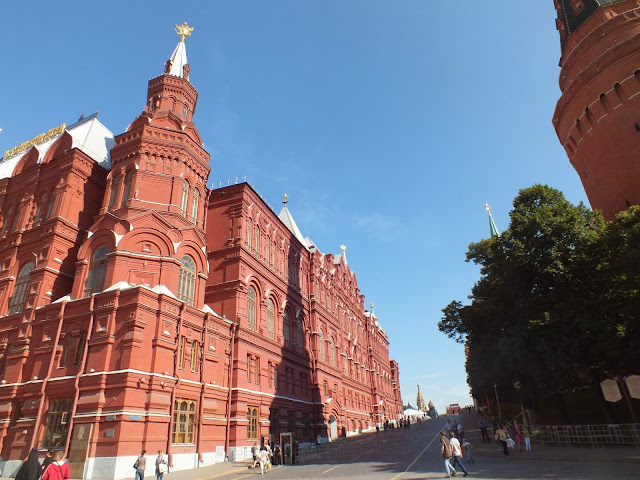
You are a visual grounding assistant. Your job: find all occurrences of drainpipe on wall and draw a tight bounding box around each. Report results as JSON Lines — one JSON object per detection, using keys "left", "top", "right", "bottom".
{"left": 167, "top": 301, "right": 185, "bottom": 467}
{"left": 195, "top": 313, "right": 208, "bottom": 466}
{"left": 63, "top": 293, "right": 98, "bottom": 457}
{"left": 223, "top": 319, "right": 237, "bottom": 460}
{"left": 30, "top": 299, "right": 68, "bottom": 451}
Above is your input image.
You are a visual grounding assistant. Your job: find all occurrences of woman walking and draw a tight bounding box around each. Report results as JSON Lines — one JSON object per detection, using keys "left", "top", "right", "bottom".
{"left": 155, "top": 450, "right": 168, "bottom": 480}
{"left": 495, "top": 424, "right": 509, "bottom": 455}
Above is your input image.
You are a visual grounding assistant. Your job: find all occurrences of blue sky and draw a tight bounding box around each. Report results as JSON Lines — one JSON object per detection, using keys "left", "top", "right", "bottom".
{"left": 0, "top": 1, "right": 589, "bottom": 413}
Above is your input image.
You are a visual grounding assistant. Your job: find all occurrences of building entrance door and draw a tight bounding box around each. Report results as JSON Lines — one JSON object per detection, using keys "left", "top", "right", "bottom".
{"left": 280, "top": 432, "right": 295, "bottom": 464}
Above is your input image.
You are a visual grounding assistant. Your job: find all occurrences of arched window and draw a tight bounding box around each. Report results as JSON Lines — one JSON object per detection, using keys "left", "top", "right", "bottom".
{"left": 191, "top": 188, "right": 199, "bottom": 223}
{"left": 318, "top": 328, "right": 325, "bottom": 362}
{"left": 247, "top": 286, "right": 257, "bottom": 331}
{"left": 180, "top": 179, "right": 189, "bottom": 215}
{"left": 177, "top": 255, "right": 196, "bottom": 307}
{"left": 9, "top": 205, "right": 20, "bottom": 232}
{"left": 122, "top": 170, "right": 134, "bottom": 204}
{"left": 108, "top": 174, "right": 122, "bottom": 210}
{"left": 7, "top": 262, "right": 34, "bottom": 315}
{"left": 34, "top": 194, "right": 47, "bottom": 223}
{"left": 283, "top": 310, "right": 290, "bottom": 347}
{"left": 296, "top": 316, "right": 304, "bottom": 352}
{"left": 84, "top": 246, "right": 110, "bottom": 297}
{"left": 44, "top": 191, "right": 57, "bottom": 219}
{"left": 247, "top": 219, "right": 252, "bottom": 248}
{"left": 267, "top": 299, "right": 275, "bottom": 340}
{"left": 330, "top": 337, "right": 336, "bottom": 366}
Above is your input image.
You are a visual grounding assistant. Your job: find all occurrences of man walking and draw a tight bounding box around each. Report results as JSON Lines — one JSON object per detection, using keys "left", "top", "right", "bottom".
{"left": 449, "top": 432, "right": 469, "bottom": 477}
{"left": 439, "top": 431, "right": 456, "bottom": 478}
{"left": 478, "top": 415, "right": 490, "bottom": 443}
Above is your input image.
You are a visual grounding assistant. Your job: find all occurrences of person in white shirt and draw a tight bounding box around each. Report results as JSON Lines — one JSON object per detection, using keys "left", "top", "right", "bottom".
{"left": 449, "top": 432, "right": 468, "bottom": 477}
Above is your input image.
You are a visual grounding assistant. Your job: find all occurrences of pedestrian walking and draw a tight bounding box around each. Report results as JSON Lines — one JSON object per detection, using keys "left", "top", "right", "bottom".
{"left": 439, "top": 431, "right": 456, "bottom": 478}
{"left": 133, "top": 450, "right": 146, "bottom": 480}
{"left": 461, "top": 437, "right": 475, "bottom": 464}
{"left": 251, "top": 442, "right": 260, "bottom": 468}
{"left": 478, "top": 415, "right": 490, "bottom": 443}
{"left": 449, "top": 432, "right": 469, "bottom": 477}
{"left": 41, "top": 451, "right": 70, "bottom": 480}
{"left": 495, "top": 424, "right": 509, "bottom": 455}
{"left": 155, "top": 450, "right": 168, "bottom": 480}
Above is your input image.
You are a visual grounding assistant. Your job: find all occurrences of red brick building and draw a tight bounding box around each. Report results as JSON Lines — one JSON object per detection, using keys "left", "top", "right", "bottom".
{"left": 0, "top": 28, "right": 402, "bottom": 479}
{"left": 553, "top": 0, "right": 640, "bottom": 220}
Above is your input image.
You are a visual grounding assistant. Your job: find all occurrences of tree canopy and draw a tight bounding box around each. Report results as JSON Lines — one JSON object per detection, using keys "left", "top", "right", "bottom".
{"left": 439, "top": 185, "right": 640, "bottom": 414}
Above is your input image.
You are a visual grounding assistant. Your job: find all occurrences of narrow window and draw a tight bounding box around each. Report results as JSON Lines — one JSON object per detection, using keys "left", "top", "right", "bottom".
{"left": 8, "top": 262, "right": 35, "bottom": 315}
{"left": 9, "top": 206, "right": 20, "bottom": 232}
{"left": 247, "top": 286, "right": 257, "bottom": 331}
{"left": 34, "top": 194, "right": 47, "bottom": 223}
{"left": 191, "top": 188, "right": 199, "bottom": 223}
{"left": 122, "top": 170, "right": 134, "bottom": 203}
{"left": 254, "top": 225, "right": 260, "bottom": 254}
{"left": 73, "top": 330, "right": 87, "bottom": 366}
{"left": 271, "top": 241, "right": 276, "bottom": 266}
{"left": 180, "top": 179, "right": 189, "bottom": 215}
{"left": 330, "top": 337, "right": 336, "bottom": 367}
{"left": 266, "top": 238, "right": 270, "bottom": 266}
{"left": 247, "top": 219, "right": 252, "bottom": 248}
{"left": 247, "top": 406, "right": 258, "bottom": 440}
{"left": 178, "top": 336, "right": 186, "bottom": 369}
{"left": 177, "top": 255, "right": 196, "bottom": 306}
{"left": 44, "top": 191, "right": 57, "bottom": 220}
{"left": 267, "top": 299, "right": 275, "bottom": 340}
{"left": 84, "top": 246, "right": 110, "bottom": 297}
{"left": 296, "top": 317, "right": 304, "bottom": 352}
{"left": 318, "top": 328, "right": 325, "bottom": 362}
{"left": 191, "top": 340, "right": 199, "bottom": 372}
{"left": 108, "top": 174, "right": 122, "bottom": 210}
{"left": 283, "top": 310, "right": 290, "bottom": 347}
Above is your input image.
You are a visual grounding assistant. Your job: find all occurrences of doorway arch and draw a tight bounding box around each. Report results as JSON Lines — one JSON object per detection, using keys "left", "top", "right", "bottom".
{"left": 328, "top": 415, "right": 338, "bottom": 439}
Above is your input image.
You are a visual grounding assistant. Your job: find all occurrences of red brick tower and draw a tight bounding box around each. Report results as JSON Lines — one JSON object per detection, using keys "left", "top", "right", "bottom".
{"left": 553, "top": 0, "right": 640, "bottom": 220}
{"left": 71, "top": 23, "right": 210, "bottom": 304}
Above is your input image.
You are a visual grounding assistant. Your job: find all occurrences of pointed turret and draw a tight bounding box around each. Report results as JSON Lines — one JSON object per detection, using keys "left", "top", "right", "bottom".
{"left": 278, "top": 193, "right": 307, "bottom": 247}
{"left": 485, "top": 203, "right": 500, "bottom": 238}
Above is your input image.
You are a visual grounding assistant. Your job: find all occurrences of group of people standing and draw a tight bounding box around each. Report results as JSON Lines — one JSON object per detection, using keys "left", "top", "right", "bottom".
{"left": 15, "top": 449, "right": 69, "bottom": 480}
{"left": 478, "top": 413, "right": 532, "bottom": 455}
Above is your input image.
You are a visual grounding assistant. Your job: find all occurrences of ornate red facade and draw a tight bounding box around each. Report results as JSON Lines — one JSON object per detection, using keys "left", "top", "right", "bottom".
{"left": 553, "top": 0, "right": 640, "bottom": 219}
{"left": 0, "top": 32, "right": 402, "bottom": 479}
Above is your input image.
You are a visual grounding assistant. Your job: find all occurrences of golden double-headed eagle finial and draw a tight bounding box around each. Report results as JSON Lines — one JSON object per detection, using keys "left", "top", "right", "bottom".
{"left": 176, "top": 22, "right": 194, "bottom": 42}
{"left": 283, "top": 193, "right": 289, "bottom": 205}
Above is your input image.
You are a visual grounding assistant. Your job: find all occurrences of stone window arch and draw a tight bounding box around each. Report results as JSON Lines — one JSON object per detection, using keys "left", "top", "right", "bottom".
{"left": 44, "top": 190, "right": 57, "bottom": 220}
{"left": 330, "top": 336, "right": 336, "bottom": 367}
{"left": 247, "top": 218, "right": 253, "bottom": 248}
{"left": 296, "top": 316, "right": 304, "bottom": 352}
{"left": 84, "top": 246, "right": 110, "bottom": 297}
{"left": 177, "top": 255, "right": 197, "bottom": 307}
{"left": 108, "top": 174, "right": 122, "bottom": 210}
{"left": 8, "top": 262, "right": 35, "bottom": 315}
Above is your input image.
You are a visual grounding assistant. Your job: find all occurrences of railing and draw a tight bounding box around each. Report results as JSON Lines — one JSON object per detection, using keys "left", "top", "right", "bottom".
{"left": 533, "top": 423, "right": 640, "bottom": 448}
{"left": 464, "top": 423, "right": 640, "bottom": 448}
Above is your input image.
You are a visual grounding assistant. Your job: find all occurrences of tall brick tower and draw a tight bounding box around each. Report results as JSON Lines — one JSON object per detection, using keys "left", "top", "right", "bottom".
{"left": 71, "top": 23, "right": 210, "bottom": 305}
{"left": 553, "top": 0, "right": 640, "bottom": 220}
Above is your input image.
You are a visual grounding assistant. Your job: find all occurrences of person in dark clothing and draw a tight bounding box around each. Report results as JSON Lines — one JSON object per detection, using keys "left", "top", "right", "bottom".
{"left": 16, "top": 448, "right": 42, "bottom": 480}
{"left": 41, "top": 450, "right": 55, "bottom": 476}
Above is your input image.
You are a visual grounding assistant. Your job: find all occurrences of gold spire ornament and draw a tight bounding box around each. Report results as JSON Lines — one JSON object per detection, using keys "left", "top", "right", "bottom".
{"left": 176, "top": 22, "right": 194, "bottom": 42}
{"left": 283, "top": 193, "right": 289, "bottom": 205}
